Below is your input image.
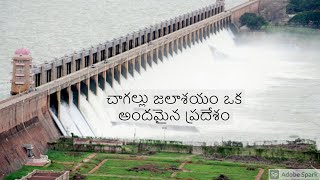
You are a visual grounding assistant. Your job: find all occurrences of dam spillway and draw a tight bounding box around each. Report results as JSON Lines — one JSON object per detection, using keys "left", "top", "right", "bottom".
{"left": 0, "top": 0, "right": 261, "bottom": 174}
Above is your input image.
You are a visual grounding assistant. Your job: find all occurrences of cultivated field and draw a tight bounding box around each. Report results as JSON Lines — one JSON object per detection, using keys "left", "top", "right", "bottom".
{"left": 5, "top": 150, "right": 283, "bottom": 180}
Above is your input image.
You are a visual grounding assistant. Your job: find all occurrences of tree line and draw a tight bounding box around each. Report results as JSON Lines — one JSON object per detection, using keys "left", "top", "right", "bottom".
{"left": 287, "top": 0, "right": 320, "bottom": 28}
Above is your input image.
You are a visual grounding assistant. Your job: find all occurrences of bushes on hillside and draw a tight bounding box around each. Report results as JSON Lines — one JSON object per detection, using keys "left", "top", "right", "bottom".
{"left": 289, "top": 11, "right": 320, "bottom": 27}
{"left": 240, "top": 13, "right": 267, "bottom": 30}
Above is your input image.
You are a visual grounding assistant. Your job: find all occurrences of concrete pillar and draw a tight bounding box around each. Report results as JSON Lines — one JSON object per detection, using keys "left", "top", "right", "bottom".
{"left": 104, "top": 41, "right": 109, "bottom": 60}
{"left": 155, "top": 26, "right": 159, "bottom": 39}
{"left": 144, "top": 30, "right": 148, "bottom": 45}
{"left": 190, "top": 13, "right": 194, "bottom": 25}
{"left": 165, "top": 21, "right": 169, "bottom": 35}
{"left": 62, "top": 56, "right": 67, "bottom": 76}
{"left": 125, "top": 61, "right": 128, "bottom": 77}
{"left": 41, "top": 66, "right": 46, "bottom": 85}
{"left": 57, "top": 90, "right": 61, "bottom": 119}
{"left": 72, "top": 52, "right": 76, "bottom": 72}
{"left": 112, "top": 39, "right": 116, "bottom": 57}
{"left": 126, "top": 34, "right": 130, "bottom": 51}
{"left": 51, "top": 61, "right": 56, "bottom": 81}
{"left": 132, "top": 34, "right": 136, "bottom": 49}
{"left": 119, "top": 37, "right": 123, "bottom": 54}
{"left": 97, "top": 44, "right": 101, "bottom": 62}
{"left": 89, "top": 47, "right": 93, "bottom": 65}
{"left": 81, "top": 49, "right": 85, "bottom": 69}
{"left": 159, "top": 25, "right": 163, "bottom": 38}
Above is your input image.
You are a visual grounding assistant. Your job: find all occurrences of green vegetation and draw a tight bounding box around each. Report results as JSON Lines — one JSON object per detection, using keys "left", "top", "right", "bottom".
{"left": 5, "top": 150, "right": 283, "bottom": 180}
{"left": 176, "top": 164, "right": 258, "bottom": 179}
{"left": 6, "top": 138, "right": 319, "bottom": 180}
{"left": 287, "top": 0, "right": 320, "bottom": 28}
{"left": 287, "top": 0, "right": 320, "bottom": 14}
{"left": 240, "top": 13, "right": 267, "bottom": 30}
{"left": 289, "top": 11, "right": 320, "bottom": 27}
{"left": 4, "top": 151, "right": 90, "bottom": 180}
{"left": 47, "top": 150, "right": 91, "bottom": 163}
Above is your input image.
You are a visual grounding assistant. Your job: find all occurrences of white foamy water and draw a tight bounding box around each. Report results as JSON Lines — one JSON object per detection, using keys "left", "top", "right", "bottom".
{"left": 54, "top": 29, "right": 320, "bottom": 148}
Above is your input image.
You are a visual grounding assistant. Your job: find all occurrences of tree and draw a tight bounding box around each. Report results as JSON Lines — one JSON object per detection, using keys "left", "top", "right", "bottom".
{"left": 287, "top": 0, "right": 320, "bottom": 28}
{"left": 240, "top": 13, "right": 267, "bottom": 30}
{"left": 289, "top": 11, "right": 320, "bottom": 27}
{"left": 287, "top": 0, "right": 320, "bottom": 14}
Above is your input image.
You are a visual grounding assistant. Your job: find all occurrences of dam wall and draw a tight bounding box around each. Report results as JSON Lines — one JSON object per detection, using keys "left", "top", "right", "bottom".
{"left": 0, "top": 0, "right": 259, "bottom": 175}
{"left": 0, "top": 92, "right": 60, "bottom": 175}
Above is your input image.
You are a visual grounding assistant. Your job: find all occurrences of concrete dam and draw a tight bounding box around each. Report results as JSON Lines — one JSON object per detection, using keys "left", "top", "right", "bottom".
{"left": 0, "top": 0, "right": 259, "bottom": 174}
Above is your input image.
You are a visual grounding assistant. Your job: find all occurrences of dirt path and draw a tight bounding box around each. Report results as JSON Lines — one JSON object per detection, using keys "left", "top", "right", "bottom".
{"left": 255, "top": 168, "right": 264, "bottom": 180}
{"left": 88, "top": 159, "right": 108, "bottom": 174}
{"left": 170, "top": 162, "right": 186, "bottom": 178}
{"left": 170, "top": 154, "right": 194, "bottom": 178}
{"left": 72, "top": 153, "right": 97, "bottom": 172}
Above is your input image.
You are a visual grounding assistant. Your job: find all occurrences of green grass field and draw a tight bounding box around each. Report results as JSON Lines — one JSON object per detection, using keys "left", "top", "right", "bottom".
{"left": 5, "top": 151, "right": 283, "bottom": 180}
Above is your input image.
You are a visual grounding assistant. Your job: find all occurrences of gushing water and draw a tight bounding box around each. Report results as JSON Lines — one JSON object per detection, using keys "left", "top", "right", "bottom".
{"left": 53, "top": 29, "right": 320, "bottom": 148}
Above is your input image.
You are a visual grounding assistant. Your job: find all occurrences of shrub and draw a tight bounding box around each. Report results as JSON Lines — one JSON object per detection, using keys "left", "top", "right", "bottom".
{"left": 240, "top": 13, "right": 267, "bottom": 30}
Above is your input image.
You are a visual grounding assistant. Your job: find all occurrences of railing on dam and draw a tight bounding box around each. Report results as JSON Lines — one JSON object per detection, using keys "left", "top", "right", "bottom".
{"left": 31, "top": 0, "right": 226, "bottom": 87}
{"left": 0, "top": 0, "right": 260, "bottom": 110}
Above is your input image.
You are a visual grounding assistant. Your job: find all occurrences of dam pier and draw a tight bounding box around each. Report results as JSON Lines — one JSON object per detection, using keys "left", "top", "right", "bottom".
{"left": 0, "top": 0, "right": 259, "bottom": 174}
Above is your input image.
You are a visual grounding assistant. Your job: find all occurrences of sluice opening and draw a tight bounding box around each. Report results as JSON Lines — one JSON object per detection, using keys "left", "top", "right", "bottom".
{"left": 90, "top": 76, "right": 97, "bottom": 95}
{"left": 49, "top": 93, "right": 59, "bottom": 117}
{"left": 81, "top": 81, "right": 89, "bottom": 100}
{"left": 71, "top": 85, "right": 79, "bottom": 108}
